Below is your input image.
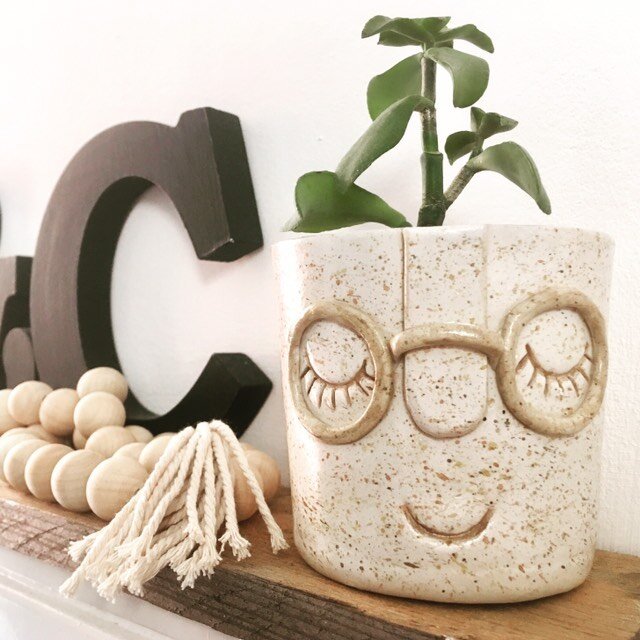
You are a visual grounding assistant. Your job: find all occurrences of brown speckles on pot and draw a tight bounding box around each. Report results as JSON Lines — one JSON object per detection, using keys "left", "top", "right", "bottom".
{"left": 273, "top": 225, "right": 613, "bottom": 604}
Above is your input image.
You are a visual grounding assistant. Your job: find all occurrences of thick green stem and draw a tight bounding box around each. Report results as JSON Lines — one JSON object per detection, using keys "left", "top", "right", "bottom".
{"left": 418, "top": 53, "right": 446, "bottom": 226}
{"left": 444, "top": 164, "right": 476, "bottom": 207}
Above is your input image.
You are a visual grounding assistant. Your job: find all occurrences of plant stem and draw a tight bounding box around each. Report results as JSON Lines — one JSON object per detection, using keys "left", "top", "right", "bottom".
{"left": 418, "top": 51, "right": 446, "bottom": 227}
{"left": 444, "top": 164, "right": 476, "bottom": 207}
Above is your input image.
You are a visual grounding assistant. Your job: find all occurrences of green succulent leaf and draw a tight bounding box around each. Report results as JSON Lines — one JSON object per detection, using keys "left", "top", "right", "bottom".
{"left": 436, "top": 24, "right": 494, "bottom": 53}
{"left": 362, "top": 15, "right": 395, "bottom": 36}
{"left": 377, "top": 31, "right": 424, "bottom": 47}
{"left": 446, "top": 111, "right": 518, "bottom": 165}
{"left": 367, "top": 54, "right": 421, "bottom": 119}
{"left": 445, "top": 130, "right": 478, "bottom": 164}
{"left": 362, "top": 16, "right": 435, "bottom": 46}
{"left": 471, "top": 108, "right": 518, "bottom": 139}
{"left": 426, "top": 47, "right": 489, "bottom": 107}
{"left": 336, "top": 95, "right": 431, "bottom": 186}
{"left": 470, "top": 106, "right": 486, "bottom": 131}
{"left": 287, "top": 171, "right": 411, "bottom": 232}
{"left": 363, "top": 16, "right": 451, "bottom": 47}
{"left": 468, "top": 142, "right": 551, "bottom": 214}
{"left": 418, "top": 17, "right": 451, "bottom": 33}
{"left": 478, "top": 112, "right": 518, "bottom": 139}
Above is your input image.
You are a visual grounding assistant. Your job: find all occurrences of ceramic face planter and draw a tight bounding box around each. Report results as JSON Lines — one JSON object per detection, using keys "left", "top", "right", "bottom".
{"left": 274, "top": 225, "right": 613, "bottom": 604}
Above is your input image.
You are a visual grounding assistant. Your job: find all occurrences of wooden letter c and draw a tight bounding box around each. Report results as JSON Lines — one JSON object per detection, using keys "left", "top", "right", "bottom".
{"left": 30, "top": 108, "right": 271, "bottom": 435}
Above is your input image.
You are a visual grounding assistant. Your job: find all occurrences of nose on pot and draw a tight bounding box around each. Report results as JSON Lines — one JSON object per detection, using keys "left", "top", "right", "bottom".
{"left": 403, "top": 347, "right": 489, "bottom": 438}
{"left": 390, "top": 325, "right": 501, "bottom": 439}
{"left": 399, "top": 228, "right": 496, "bottom": 439}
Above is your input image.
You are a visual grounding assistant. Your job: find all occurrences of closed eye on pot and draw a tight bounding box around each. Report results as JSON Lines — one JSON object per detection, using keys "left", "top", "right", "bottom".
{"left": 287, "top": 301, "right": 394, "bottom": 444}
{"left": 516, "top": 342, "right": 593, "bottom": 397}
{"left": 301, "top": 342, "right": 375, "bottom": 411}
{"left": 298, "top": 323, "right": 377, "bottom": 429}
{"left": 496, "top": 289, "right": 608, "bottom": 437}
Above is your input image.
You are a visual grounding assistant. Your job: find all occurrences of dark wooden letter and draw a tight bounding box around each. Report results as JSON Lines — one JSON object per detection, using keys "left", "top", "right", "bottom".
{"left": 0, "top": 257, "right": 34, "bottom": 387}
{"left": 30, "top": 108, "right": 271, "bottom": 434}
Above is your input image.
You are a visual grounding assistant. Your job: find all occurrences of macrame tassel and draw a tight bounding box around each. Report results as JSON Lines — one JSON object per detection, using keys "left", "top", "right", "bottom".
{"left": 60, "top": 420, "right": 287, "bottom": 601}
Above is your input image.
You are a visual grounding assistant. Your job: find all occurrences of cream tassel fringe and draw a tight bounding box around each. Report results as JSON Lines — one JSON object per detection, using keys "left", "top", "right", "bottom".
{"left": 60, "top": 420, "right": 288, "bottom": 601}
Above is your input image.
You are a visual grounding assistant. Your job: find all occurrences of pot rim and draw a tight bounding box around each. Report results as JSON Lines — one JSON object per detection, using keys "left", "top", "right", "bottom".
{"left": 273, "top": 224, "right": 613, "bottom": 251}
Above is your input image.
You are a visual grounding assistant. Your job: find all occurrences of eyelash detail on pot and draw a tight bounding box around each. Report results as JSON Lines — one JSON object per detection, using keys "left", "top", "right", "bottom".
{"left": 516, "top": 342, "right": 593, "bottom": 396}
{"left": 300, "top": 351, "right": 375, "bottom": 410}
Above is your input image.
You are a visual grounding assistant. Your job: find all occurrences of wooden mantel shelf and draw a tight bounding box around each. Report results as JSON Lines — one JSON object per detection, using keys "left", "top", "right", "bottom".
{"left": 0, "top": 486, "right": 638, "bottom": 640}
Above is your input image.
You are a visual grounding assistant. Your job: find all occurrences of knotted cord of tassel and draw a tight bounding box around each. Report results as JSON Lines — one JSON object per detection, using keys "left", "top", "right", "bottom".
{"left": 60, "top": 420, "right": 288, "bottom": 601}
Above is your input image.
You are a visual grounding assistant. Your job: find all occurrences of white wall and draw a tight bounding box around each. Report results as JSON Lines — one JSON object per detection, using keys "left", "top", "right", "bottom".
{"left": 0, "top": 0, "right": 638, "bottom": 555}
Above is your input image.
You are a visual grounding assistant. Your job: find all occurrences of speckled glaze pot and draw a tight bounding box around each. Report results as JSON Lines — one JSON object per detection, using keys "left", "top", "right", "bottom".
{"left": 273, "top": 225, "right": 613, "bottom": 603}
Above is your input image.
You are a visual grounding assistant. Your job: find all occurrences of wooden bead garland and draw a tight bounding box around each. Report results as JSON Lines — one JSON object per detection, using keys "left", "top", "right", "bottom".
{"left": 25, "top": 443, "right": 73, "bottom": 501}
{"left": 0, "top": 369, "right": 282, "bottom": 534}
{"left": 0, "top": 389, "right": 21, "bottom": 434}
{"left": 8, "top": 381, "right": 52, "bottom": 425}
{"left": 113, "top": 442, "right": 146, "bottom": 460}
{"left": 74, "top": 391, "right": 126, "bottom": 438}
{"left": 124, "top": 425, "right": 153, "bottom": 443}
{"left": 77, "top": 367, "right": 128, "bottom": 402}
{"left": 2, "top": 427, "right": 30, "bottom": 440}
{"left": 86, "top": 457, "right": 148, "bottom": 521}
{"left": 85, "top": 426, "right": 135, "bottom": 458}
{"left": 0, "top": 432, "right": 38, "bottom": 481}
{"left": 72, "top": 429, "right": 87, "bottom": 449}
{"left": 51, "top": 450, "right": 105, "bottom": 512}
{"left": 0, "top": 367, "right": 287, "bottom": 605}
{"left": 26, "top": 424, "right": 66, "bottom": 444}
{"left": 138, "top": 434, "right": 174, "bottom": 472}
{"left": 39, "top": 388, "right": 79, "bottom": 437}
{"left": 0, "top": 368, "right": 144, "bottom": 518}
{"left": 4, "top": 439, "right": 48, "bottom": 492}
{"left": 0, "top": 426, "right": 281, "bottom": 521}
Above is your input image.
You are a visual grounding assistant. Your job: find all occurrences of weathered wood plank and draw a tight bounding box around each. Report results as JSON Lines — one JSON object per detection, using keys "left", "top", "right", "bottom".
{"left": 0, "top": 485, "right": 638, "bottom": 640}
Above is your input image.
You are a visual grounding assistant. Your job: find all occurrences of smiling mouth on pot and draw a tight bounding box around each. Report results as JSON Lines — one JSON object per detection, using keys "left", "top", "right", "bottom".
{"left": 401, "top": 504, "right": 493, "bottom": 544}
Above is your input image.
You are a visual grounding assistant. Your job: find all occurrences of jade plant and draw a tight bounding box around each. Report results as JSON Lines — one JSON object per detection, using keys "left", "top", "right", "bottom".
{"left": 287, "top": 15, "right": 550, "bottom": 231}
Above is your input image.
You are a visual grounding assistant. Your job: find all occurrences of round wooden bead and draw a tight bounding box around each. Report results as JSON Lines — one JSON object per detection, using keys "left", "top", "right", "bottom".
{"left": 138, "top": 434, "right": 174, "bottom": 472}
{"left": 4, "top": 439, "right": 48, "bottom": 492}
{"left": 73, "top": 391, "right": 126, "bottom": 438}
{"left": 39, "top": 388, "right": 79, "bottom": 437}
{"left": 51, "top": 449, "right": 105, "bottom": 512}
{"left": 0, "top": 389, "right": 22, "bottom": 434}
{"left": 245, "top": 450, "right": 281, "bottom": 502}
{"left": 26, "top": 424, "right": 66, "bottom": 444}
{"left": 114, "top": 442, "right": 146, "bottom": 460}
{"left": 8, "top": 381, "right": 52, "bottom": 425}
{"left": 0, "top": 432, "right": 38, "bottom": 481}
{"left": 87, "top": 457, "right": 148, "bottom": 521}
{"left": 85, "top": 426, "right": 135, "bottom": 458}
{"left": 1, "top": 426, "right": 29, "bottom": 439}
{"left": 124, "top": 425, "right": 153, "bottom": 443}
{"left": 72, "top": 429, "right": 87, "bottom": 449}
{"left": 77, "top": 367, "right": 128, "bottom": 402}
{"left": 241, "top": 442, "right": 256, "bottom": 452}
{"left": 231, "top": 458, "right": 265, "bottom": 522}
{"left": 25, "top": 443, "right": 73, "bottom": 501}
